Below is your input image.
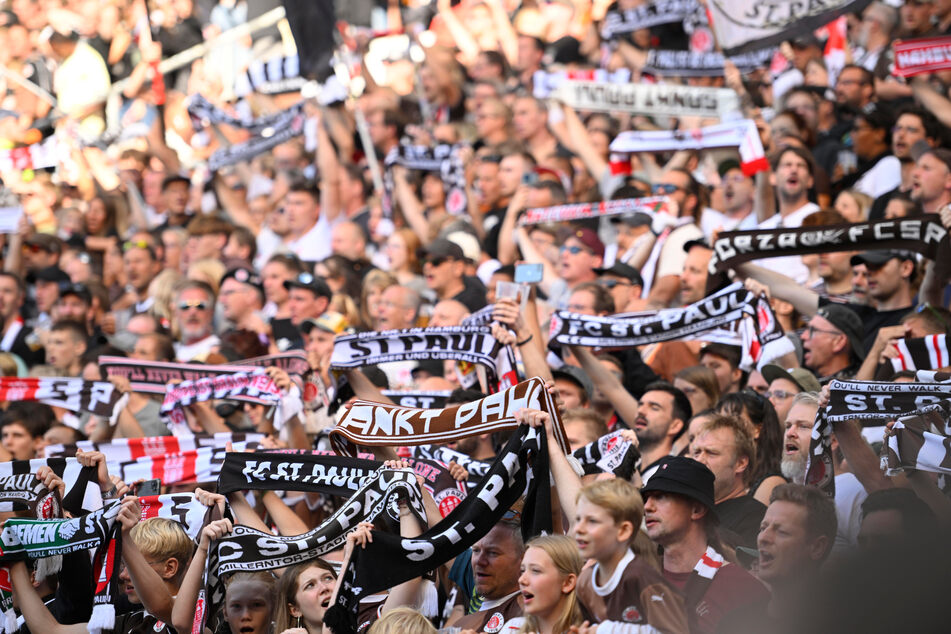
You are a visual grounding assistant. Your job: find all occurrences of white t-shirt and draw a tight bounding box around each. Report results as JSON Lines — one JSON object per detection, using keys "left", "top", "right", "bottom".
{"left": 833, "top": 472, "right": 868, "bottom": 553}
{"left": 854, "top": 155, "right": 902, "bottom": 200}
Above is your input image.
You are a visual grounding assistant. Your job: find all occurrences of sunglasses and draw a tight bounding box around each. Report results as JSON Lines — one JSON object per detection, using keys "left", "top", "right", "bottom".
{"left": 123, "top": 240, "right": 151, "bottom": 252}
{"left": 425, "top": 256, "right": 453, "bottom": 267}
{"left": 560, "top": 245, "right": 586, "bottom": 255}
{"left": 652, "top": 183, "right": 684, "bottom": 195}
{"left": 598, "top": 279, "right": 632, "bottom": 289}
{"left": 178, "top": 300, "right": 209, "bottom": 311}
{"left": 22, "top": 244, "right": 48, "bottom": 253}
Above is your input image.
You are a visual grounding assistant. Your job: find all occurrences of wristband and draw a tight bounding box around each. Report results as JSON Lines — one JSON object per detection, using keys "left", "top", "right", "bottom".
{"left": 516, "top": 334, "right": 533, "bottom": 346}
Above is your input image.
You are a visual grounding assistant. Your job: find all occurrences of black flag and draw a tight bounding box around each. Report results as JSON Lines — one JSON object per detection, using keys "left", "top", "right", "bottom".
{"left": 281, "top": 0, "right": 336, "bottom": 82}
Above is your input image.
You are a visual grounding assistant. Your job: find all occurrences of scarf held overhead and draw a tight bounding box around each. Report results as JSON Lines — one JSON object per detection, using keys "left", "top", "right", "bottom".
{"left": 330, "top": 326, "right": 502, "bottom": 372}
{"left": 600, "top": 0, "right": 699, "bottom": 39}
{"left": 888, "top": 335, "right": 951, "bottom": 373}
{"left": 101, "top": 355, "right": 307, "bottom": 394}
{"left": 518, "top": 196, "right": 669, "bottom": 226}
{"left": 611, "top": 120, "right": 768, "bottom": 175}
{"left": 643, "top": 48, "right": 777, "bottom": 76}
{"left": 893, "top": 36, "right": 951, "bottom": 77}
{"left": 0, "top": 459, "right": 101, "bottom": 516}
{"left": 708, "top": 216, "right": 948, "bottom": 273}
{"left": 329, "top": 376, "right": 569, "bottom": 457}
{"left": 554, "top": 81, "right": 740, "bottom": 120}
{"left": 0, "top": 377, "right": 125, "bottom": 423}
{"left": 882, "top": 400, "right": 951, "bottom": 476}
{"left": 325, "top": 424, "right": 552, "bottom": 634}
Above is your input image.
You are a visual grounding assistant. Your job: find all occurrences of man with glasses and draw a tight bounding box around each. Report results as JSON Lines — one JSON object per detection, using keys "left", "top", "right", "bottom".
{"left": 703, "top": 160, "right": 759, "bottom": 238}
{"left": 835, "top": 64, "right": 875, "bottom": 111}
{"left": 423, "top": 239, "right": 486, "bottom": 313}
{"left": 172, "top": 280, "right": 219, "bottom": 362}
{"left": 761, "top": 365, "right": 821, "bottom": 424}
{"left": 593, "top": 261, "right": 643, "bottom": 314}
{"left": 646, "top": 168, "right": 704, "bottom": 308}
{"left": 801, "top": 305, "right": 864, "bottom": 383}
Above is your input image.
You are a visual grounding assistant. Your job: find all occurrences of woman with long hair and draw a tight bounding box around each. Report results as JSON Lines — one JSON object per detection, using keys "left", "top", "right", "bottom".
{"left": 275, "top": 560, "right": 337, "bottom": 634}
{"left": 359, "top": 270, "right": 398, "bottom": 330}
{"left": 384, "top": 228, "right": 427, "bottom": 296}
{"left": 516, "top": 535, "right": 584, "bottom": 634}
{"left": 715, "top": 391, "right": 786, "bottom": 505}
{"left": 222, "top": 571, "right": 276, "bottom": 634}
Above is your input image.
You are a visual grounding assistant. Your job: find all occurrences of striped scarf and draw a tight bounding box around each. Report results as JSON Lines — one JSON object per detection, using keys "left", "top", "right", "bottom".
{"left": 889, "top": 335, "right": 951, "bottom": 373}
{"left": 883, "top": 399, "right": 951, "bottom": 476}
{"left": 0, "top": 458, "right": 101, "bottom": 516}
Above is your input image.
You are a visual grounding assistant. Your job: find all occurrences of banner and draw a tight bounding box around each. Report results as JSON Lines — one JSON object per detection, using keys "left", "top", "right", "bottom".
{"left": 518, "top": 196, "right": 669, "bottom": 226}
{"left": 610, "top": 120, "right": 768, "bottom": 175}
{"left": 708, "top": 216, "right": 948, "bottom": 273}
{"left": 893, "top": 36, "right": 951, "bottom": 77}
{"left": 329, "top": 377, "right": 569, "bottom": 456}
{"left": 553, "top": 81, "right": 741, "bottom": 120}
{"left": 643, "top": 48, "right": 777, "bottom": 76}
{"left": 707, "top": 0, "right": 874, "bottom": 56}
{"left": 600, "top": 0, "right": 699, "bottom": 39}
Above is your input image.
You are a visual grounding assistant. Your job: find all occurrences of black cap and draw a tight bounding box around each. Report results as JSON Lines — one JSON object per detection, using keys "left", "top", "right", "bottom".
{"left": 33, "top": 266, "right": 70, "bottom": 284}
{"left": 850, "top": 250, "right": 916, "bottom": 268}
{"left": 411, "top": 359, "right": 445, "bottom": 378}
{"left": 58, "top": 282, "right": 91, "bottom": 304}
{"left": 593, "top": 261, "right": 644, "bottom": 287}
{"left": 425, "top": 239, "right": 465, "bottom": 261}
{"left": 814, "top": 304, "right": 864, "bottom": 361}
{"left": 717, "top": 158, "right": 742, "bottom": 177}
{"left": 222, "top": 267, "right": 263, "bottom": 293}
{"left": 641, "top": 456, "right": 719, "bottom": 520}
{"left": 161, "top": 174, "right": 190, "bottom": 191}
{"left": 683, "top": 239, "right": 711, "bottom": 253}
{"left": 791, "top": 34, "right": 822, "bottom": 49}
{"left": 283, "top": 271, "right": 332, "bottom": 299}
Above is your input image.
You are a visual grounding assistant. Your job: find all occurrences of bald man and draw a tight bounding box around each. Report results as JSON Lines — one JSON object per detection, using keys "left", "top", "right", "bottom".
{"left": 331, "top": 221, "right": 368, "bottom": 261}
{"left": 429, "top": 299, "right": 470, "bottom": 327}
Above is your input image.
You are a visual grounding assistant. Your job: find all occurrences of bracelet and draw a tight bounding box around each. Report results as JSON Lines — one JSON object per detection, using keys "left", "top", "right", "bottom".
{"left": 516, "top": 334, "right": 533, "bottom": 346}
{"left": 101, "top": 485, "right": 119, "bottom": 499}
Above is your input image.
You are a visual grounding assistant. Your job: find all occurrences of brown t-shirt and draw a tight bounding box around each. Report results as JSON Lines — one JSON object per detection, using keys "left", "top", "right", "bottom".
{"left": 453, "top": 591, "right": 523, "bottom": 633}
{"left": 664, "top": 562, "right": 770, "bottom": 634}
{"left": 577, "top": 551, "right": 689, "bottom": 634}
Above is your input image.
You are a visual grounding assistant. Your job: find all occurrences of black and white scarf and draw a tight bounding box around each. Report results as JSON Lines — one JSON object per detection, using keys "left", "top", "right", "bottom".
{"left": 880, "top": 399, "right": 951, "bottom": 475}
{"left": 382, "top": 143, "right": 468, "bottom": 216}
{"left": 0, "top": 501, "right": 122, "bottom": 634}
{"left": 548, "top": 282, "right": 788, "bottom": 369}
{"left": 330, "top": 377, "right": 569, "bottom": 457}
{"left": 324, "top": 424, "right": 552, "bottom": 634}
{"left": 233, "top": 54, "right": 306, "bottom": 97}
{"left": 114, "top": 443, "right": 263, "bottom": 486}
{"left": 518, "top": 197, "right": 669, "bottom": 226}
{"left": 600, "top": 0, "right": 699, "bottom": 39}
{"left": 197, "top": 469, "right": 425, "bottom": 633}
{"left": 708, "top": 216, "right": 948, "bottom": 274}
{"left": 0, "top": 458, "right": 101, "bottom": 516}
{"left": 331, "top": 326, "right": 502, "bottom": 374}
{"left": 0, "top": 377, "right": 127, "bottom": 427}
{"left": 138, "top": 493, "right": 215, "bottom": 541}
{"left": 554, "top": 81, "right": 741, "bottom": 121}
{"left": 410, "top": 428, "right": 639, "bottom": 481}
{"left": 806, "top": 374, "right": 951, "bottom": 495}
{"left": 207, "top": 102, "right": 306, "bottom": 171}
{"left": 160, "top": 369, "right": 288, "bottom": 435}
{"left": 643, "top": 48, "right": 777, "bottom": 77}
{"left": 188, "top": 95, "right": 303, "bottom": 134}
{"left": 218, "top": 450, "right": 467, "bottom": 517}
{"left": 888, "top": 335, "right": 951, "bottom": 373}
{"left": 532, "top": 69, "right": 631, "bottom": 99}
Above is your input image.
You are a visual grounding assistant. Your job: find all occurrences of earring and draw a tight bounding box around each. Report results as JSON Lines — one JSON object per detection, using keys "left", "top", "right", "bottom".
{"left": 297, "top": 616, "right": 302, "bottom": 628}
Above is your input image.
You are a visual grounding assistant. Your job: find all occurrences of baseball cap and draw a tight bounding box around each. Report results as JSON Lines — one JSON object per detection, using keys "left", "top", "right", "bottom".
{"left": 850, "top": 250, "right": 917, "bottom": 268}
{"left": 791, "top": 34, "right": 822, "bottom": 49}
{"left": 222, "top": 267, "right": 263, "bottom": 293}
{"left": 33, "top": 266, "right": 70, "bottom": 284}
{"left": 717, "top": 158, "right": 742, "bottom": 177}
{"left": 58, "top": 282, "right": 91, "bottom": 304}
{"left": 24, "top": 234, "right": 61, "bottom": 254}
{"left": 300, "top": 311, "right": 348, "bottom": 335}
{"left": 425, "top": 239, "right": 465, "bottom": 261}
{"left": 567, "top": 227, "right": 605, "bottom": 258}
{"left": 593, "top": 261, "right": 644, "bottom": 287}
{"left": 551, "top": 365, "right": 595, "bottom": 398}
{"left": 641, "top": 456, "right": 719, "bottom": 521}
{"left": 761, "top": 364, "right": 821, "bottom": 394}
{"left": 814, "top": 304, "right": 864, "bottom": 361}
{"left": 283, "top": 271, "right": 332, "bottom": 299}
{"left": 609, "top": 212, "right": 653, "bottom": 227}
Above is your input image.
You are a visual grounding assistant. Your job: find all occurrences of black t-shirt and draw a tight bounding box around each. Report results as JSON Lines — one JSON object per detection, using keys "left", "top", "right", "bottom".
{"left": 453, "top": 277, "right": 488, "bottom": 313}
{"left": 818, "top": 297, "right": 912, "bottom": 354}
{"left": 715, "top": 496, "right": 766, "bottom": 550}
{"left": 105, "top": 611, "right": 176, "bottom": 634}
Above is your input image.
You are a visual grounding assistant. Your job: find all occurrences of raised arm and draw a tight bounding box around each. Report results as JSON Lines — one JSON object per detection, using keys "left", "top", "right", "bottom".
{"left": 516, "top": 406, "right": 582, "bottom": 527}
{"left": 736, "top": 264, "right": 820, "bottom": 317}
{"left": 568, "top": 345, "right": 638, "bottom": 426}
{"left": 118, "top": 497, "right": 176, "bottom": 622}
{"left": 171, "top": 518, "right": 233, "bottom": 634}
{"left": 10, "top": 561, "right": 87, "bottom": 634}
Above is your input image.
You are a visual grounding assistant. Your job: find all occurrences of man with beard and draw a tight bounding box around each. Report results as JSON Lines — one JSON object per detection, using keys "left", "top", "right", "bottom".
{"left": 172, "top": 280, "right": 219, "bottom": 361}
{"left": 867, "top": 106, "right": 939, "bottom": 220}
{"left": 780, "top": 392, "right": 868, "bottom": 552}
{"left": 632, "top": 381, "right": 692, "bottom": 481}
{"left": 703, "top": 160, "right": 758, "bottom": 237}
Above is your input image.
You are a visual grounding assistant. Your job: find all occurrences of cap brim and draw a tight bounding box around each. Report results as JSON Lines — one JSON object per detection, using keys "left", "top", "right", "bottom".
{"left": 761, "top": 365, "right": 802, "bottom": 392}
{"left": 641, "top": 480, "right": 719, "bottom": 522}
